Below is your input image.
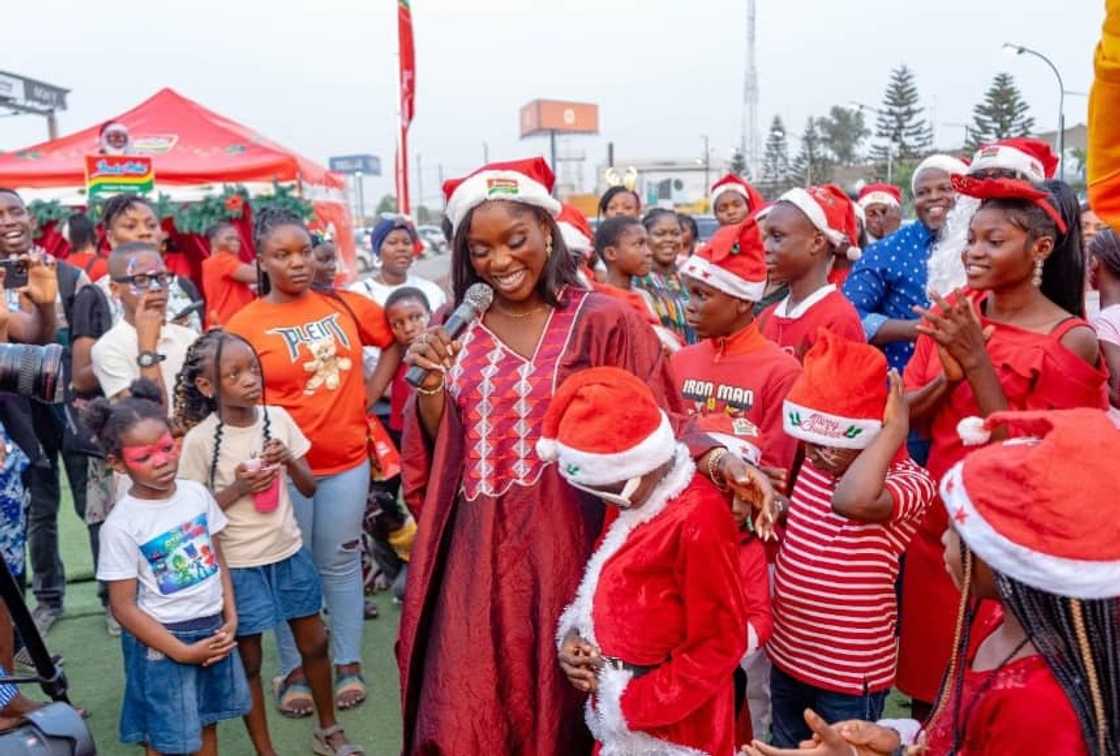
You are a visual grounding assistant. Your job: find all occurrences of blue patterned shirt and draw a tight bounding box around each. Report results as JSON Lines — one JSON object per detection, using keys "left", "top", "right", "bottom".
{"left": 843, "top": 221, "right": 935, "bottom": 371}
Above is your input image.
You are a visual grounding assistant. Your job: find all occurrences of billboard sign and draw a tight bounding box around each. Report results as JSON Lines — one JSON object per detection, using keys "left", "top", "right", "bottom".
{"left": 0, "top": 70, "right": 68, "bottom": 110}
{"left": 519, "top": 100, "right": 599, "bottom": 138}
{"left": 329, "top": 154, "right": 381, "bottom": 175}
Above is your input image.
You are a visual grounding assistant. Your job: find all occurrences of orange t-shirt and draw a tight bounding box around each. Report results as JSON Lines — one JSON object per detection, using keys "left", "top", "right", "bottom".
{"left": 226, "top": 291, "right": 393, "bottom": 475}
{"left": 202, "top": 253, "right": 256, "bottom": 328}
{"left": 66, "top": 251, "right": 109, "bottom": 281}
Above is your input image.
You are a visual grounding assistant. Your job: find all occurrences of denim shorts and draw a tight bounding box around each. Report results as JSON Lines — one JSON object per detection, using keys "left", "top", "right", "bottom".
{"left": 120, "top": 614, "right": 251, "bottom": 753}
{"left": 229, "top": 547, "right": 323, "bottom": 637}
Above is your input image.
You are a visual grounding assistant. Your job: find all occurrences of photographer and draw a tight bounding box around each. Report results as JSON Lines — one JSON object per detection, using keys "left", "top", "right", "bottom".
{"left": 0, "top": 189, "right": 92, "bottom": 640}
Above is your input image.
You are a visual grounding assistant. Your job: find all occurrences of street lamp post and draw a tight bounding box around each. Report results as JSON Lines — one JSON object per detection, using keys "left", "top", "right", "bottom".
{"left": 701, "top": 134, "right": 711, "bottom": 190}
{"left": 1003, "top": 42, "right": 1065, "bottom": 182}
{"left": 850, "top": 101, "right": 898, "bottom": 183}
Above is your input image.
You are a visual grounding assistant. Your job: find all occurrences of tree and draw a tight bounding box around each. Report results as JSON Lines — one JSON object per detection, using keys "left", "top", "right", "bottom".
{"left": 729, "top": 148, "right": 747, "bottom": 177}
{"left": 375, "top": 194, "right": 398, "bottom": 215}
{"left": 790, "top": 117, "right": 832, "bottom": 186}
{"left": 760, "top": 116, "right": 794, "bottom": 197}
{"left": 816, "top": 106, "right": 870, "bottom": 164}
{"left": 870, "top": 65, "right": 933, "bottom": 163}
{"left": 967, "top": 72, "right": 1035, "bottom": 151}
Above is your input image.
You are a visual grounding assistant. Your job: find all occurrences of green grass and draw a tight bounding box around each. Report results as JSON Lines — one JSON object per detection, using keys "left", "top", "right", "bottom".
{"left": 28, "top": 485, "right": 404, "bottom": 755}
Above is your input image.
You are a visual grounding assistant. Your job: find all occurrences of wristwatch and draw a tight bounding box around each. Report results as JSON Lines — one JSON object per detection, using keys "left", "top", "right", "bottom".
{"left": 136, "top": 351, "right": 167, "bottom": 369}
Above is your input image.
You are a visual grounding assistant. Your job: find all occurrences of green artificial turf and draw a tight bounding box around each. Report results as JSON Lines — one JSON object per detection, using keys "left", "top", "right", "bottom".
{"left": 27, "top": 485, "right": 404, "bottom": 755}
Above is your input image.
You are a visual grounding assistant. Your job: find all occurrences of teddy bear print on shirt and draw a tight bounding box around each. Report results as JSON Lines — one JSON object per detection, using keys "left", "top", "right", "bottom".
{"left": 303, "top": 336, "right": 352, "bottom": 394}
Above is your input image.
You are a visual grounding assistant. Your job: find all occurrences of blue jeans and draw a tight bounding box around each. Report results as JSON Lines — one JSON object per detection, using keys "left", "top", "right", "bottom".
{"left": 769, "top": 665, "right": 888, "bottom": 747}
{"left": 276, "top": 459, "right": 369, "bottom": 671}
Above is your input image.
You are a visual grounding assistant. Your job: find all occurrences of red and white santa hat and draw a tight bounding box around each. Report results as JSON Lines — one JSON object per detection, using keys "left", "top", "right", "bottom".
{"left": 857, "top": 182, "right": 902, "bottom": 210}
{"left": 557, "top": 203, "right": 594, "bottom": 256}
{"left": 679, "top": 216, "right": 767, "bottom": 302}
{"left": 783, "top": 329, "right": 888, "bottom": 449}
{"left": 968, "top": 137, "right": 1059, "bottom": 183}
{"left": 761, "top": 183, "right": 863, "bottom": 261}
{"left": 536, "top": 367, "right": 677, "bottom": 486}
{"left": 442, "top": 157, "right": 562, "bottom": 233}
{"left": 943, "top": 408, "right": 1120, "bottom": 599}
{"left": 709, "top": 173, "right": 766, "bottom": 213}
{"left": 694, "top": 412, "right": 761, "bottom": 465}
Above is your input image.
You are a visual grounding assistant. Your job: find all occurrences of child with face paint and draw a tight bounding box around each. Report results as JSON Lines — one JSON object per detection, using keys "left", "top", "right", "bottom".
{"left": 86, "top": 378, "right": 250, "bottom": 755}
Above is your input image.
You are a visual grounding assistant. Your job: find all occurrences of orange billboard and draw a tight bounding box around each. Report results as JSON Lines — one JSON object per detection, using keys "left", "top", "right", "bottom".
{"left": 519, "top": 100, "right": 599, "bottom": 137}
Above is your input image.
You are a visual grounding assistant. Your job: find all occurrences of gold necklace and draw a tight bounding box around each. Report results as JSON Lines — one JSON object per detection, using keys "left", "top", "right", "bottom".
{"left": 493, "top": 303, "right": 547, "bottom": 319}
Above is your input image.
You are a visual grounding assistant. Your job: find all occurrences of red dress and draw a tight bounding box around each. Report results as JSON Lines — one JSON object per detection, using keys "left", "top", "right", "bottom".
{"left": 556, "top": 460, "right": 747, "bottom": 755}
{"left": 898, "top": 300, "right": 1108, "bottom": 702}
{"left": 923, "top": 610, "right": 1088, "bottom": 755}
{"left": 758, "top": 285, "right": 865, "bottom": 360}
{"left": 397, "top": 289, "right": 709, "bottom": 755}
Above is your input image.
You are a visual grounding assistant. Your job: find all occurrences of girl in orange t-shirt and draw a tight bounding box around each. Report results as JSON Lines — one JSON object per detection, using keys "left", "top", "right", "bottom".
{"left": 201, "top": 222, "right": 256, "bottom": 328}
{"left": 226, "top": 208, "right": 398, "bottom": 715}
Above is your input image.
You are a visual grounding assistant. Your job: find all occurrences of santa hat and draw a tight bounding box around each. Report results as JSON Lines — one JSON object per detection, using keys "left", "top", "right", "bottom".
{"left": 943, "top": 409, "right": 1120, "bottom": 600}
{"left": 443, "top": 157, "right": 562, "bottom": 233}
{"left": 557, "top": 203, "right": 593, "bottom": 255}
{"left": 911, "top": 154, "right": 970, "bottom": 193}
{"left": 709, "top": 173, "right": 766, "bottom": 213}
{"left": 968, "top": 137, "right": 1059, "bottom": 183}
{"left": 679, "top": 217, "right": 767, "bottom": 301}
{"left": 694, "top": 413, "right": 761, "bottom": 466}
{"left": 761, "top": 184, "right": 863, "bottom": 261}
{"left": 857, "top": 182, "right": 902, "bottom": 210}
{"left": 536, "top": 367, "right": 677, "bottom": 486}
{"left": 783, "top": 330, "right": 888, "bottom": 449}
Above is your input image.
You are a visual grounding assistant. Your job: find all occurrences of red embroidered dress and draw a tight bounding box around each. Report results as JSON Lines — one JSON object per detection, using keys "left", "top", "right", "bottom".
{"left": 398, "top": 289, "right": 706, "bottom": 755}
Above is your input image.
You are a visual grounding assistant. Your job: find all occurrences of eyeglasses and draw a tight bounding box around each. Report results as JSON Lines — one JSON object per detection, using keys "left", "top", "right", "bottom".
{"left": 112, "top": 272, "right": 172, "bottom": 292}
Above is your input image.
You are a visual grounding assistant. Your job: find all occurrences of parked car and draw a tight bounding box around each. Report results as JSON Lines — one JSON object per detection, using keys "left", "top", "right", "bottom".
{"left": 417, "top": 224, "right": 449, "bottom": 255}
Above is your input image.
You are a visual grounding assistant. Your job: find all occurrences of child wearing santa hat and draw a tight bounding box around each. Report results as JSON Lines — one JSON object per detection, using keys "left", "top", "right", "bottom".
{"left": 764, "top": 330, "right": 934, "bottom": 747}
{"left": 672, "top": 217, "right": 800, "bottom": 740}
{"left": 746, "top": 408, "right": 1120, "bottom": 756}
{"left": 711, "top": 173, "right": 767, "bottom": 227}
{"left": 857, "top": 182, "right": 903, "bottom": 243}
{"left": 547, "top": 367, "right": 748, "bottom": 756}
{"left": 755, "top": 185, "right": 866, "bottom": 359}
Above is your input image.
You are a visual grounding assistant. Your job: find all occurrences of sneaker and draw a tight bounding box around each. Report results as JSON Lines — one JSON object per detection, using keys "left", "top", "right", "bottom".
{"left": 30, "top": 605, "right": 60, "bottom": 637}
{"left": 105, "top": 609, "right": 122, "bottom": 637}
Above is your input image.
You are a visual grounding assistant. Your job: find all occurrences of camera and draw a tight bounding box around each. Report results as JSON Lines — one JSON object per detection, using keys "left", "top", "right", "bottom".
{"left": 0, "top": 344, "right": 65, "bottom": 404}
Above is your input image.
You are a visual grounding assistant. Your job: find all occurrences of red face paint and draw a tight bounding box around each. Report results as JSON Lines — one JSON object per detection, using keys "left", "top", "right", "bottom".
{"left": 121, "top": 432, "right": 178, "bottom": 468}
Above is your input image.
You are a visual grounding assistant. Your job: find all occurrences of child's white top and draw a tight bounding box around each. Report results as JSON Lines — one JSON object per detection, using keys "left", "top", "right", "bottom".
{"left": 178, "top": 406, "right": 310, "bottom": 569}
{"left": 97, "top": 480, "right": 228, "bottom": 625}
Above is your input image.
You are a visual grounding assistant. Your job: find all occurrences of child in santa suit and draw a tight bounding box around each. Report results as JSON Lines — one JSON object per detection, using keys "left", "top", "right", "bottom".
{"left": 745, "top": 408, "right": 1120, "bottom": 756}
{"left": 756, "top": 185, "right": 865, "bottom": 359}
{"left": 710, "top": 174, "right": 766, "bottom": 228}
{"left": 548, "top": 367, "right": 747, "bottom": 756}
{"left": 765, "top": 330, "right": 935, "bottom": 747}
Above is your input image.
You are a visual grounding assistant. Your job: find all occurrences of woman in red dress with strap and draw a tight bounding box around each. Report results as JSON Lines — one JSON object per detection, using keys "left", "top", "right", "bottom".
{"left": 898, "top": 176, "right": 1108, "bottom": 714}
{"left": 397, "top": 158, "right": 773, "bottom": 755}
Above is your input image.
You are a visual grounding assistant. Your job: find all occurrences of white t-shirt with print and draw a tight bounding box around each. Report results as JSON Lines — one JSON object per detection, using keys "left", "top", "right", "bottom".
{"left": 178, "top": 406, "right": 311, "bottom": 569}
{"left": 97, "top": 480, "right": 228, "bottom": 625}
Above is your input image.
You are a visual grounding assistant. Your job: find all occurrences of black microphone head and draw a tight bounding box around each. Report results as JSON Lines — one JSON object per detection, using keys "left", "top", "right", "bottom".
{"left": 464, "top": 283, "right": 494, "bottom": 315}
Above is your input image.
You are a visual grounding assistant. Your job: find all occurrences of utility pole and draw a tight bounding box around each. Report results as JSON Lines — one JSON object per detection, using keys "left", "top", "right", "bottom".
{"left": 701, "top": 135, "right": 711, "bottom": 191}
{"left": 483, "top": 141, "right": 489, "bottom": 164}
{"left": 416, "top": 152, "right": 424, "bottom": 219}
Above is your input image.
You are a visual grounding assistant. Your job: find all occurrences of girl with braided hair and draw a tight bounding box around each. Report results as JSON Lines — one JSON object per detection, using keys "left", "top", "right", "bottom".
{"left": 226, "top": 206, "right": 398, "bottom": 716}
{"left": 743, "top": 407, "right": 1120, "bottom": 756}
{"left": 175, "top": 331, "right": 362, "bottom": 754}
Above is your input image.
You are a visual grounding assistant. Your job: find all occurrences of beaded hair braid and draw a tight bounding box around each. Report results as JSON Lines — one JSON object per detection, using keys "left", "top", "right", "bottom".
{"left": 173, "top": 329, "right": 272, "bottom": 491}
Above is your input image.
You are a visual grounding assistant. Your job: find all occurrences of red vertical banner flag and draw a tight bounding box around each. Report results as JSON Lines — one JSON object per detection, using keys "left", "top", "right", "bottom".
{"left": 396, "top": 0, "right": 415, "bottom": 215}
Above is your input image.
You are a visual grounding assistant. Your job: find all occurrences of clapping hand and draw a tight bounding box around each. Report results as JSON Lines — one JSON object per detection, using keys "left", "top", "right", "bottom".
{"left": 914, "top": 292, "right": 995, "bottom": 377}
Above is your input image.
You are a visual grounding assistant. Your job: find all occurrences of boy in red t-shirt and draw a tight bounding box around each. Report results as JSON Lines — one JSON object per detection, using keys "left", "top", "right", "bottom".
{"left": 757, "top": 185, "right": 865, "bottom": 359}
{"left": 201, "top": 222, "right": 256, "bottom": 328}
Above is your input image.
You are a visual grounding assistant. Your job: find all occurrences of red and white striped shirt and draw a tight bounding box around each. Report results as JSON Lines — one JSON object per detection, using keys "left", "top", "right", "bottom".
{"left": 769, "top": 457, "right": 934, "bottom": 695}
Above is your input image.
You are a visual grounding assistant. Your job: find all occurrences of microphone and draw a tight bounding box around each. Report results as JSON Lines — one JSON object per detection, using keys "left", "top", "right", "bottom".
{"left": 405, "top": 282, "right": 494, "bottom": 388}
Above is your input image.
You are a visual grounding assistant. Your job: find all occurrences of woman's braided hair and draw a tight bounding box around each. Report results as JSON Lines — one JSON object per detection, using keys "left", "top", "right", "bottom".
{"left": 174, "top": 330, "right": 272, "bottom": 491}
{"left": 252, "top": 206, "right": 309, "bottom": 297}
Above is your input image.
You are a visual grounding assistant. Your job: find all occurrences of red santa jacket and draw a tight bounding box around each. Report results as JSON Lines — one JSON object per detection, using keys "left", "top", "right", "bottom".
{"left": 556, "top": 450, "right": 747, "bottom": 755}
{"left": 758, "top": 284, "right": 865, "bottom": 360}
{"left": 670, "top": 322, "right": 801, "bottom": 471}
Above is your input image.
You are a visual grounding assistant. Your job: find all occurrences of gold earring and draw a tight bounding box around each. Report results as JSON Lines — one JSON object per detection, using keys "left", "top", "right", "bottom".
{"left": 545, "top": 235, "right": 553, "bottom": 259}
{"left": 1032, "top": 258, "right": 1044, "bottom": 287}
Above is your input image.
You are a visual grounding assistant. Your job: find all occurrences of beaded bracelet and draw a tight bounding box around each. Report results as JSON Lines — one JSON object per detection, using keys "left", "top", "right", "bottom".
{"left": 707, "top": 448, "right": 729, "bottom": 490}
{"left": 415, "top": 376, "right": 445, "bottom": 396}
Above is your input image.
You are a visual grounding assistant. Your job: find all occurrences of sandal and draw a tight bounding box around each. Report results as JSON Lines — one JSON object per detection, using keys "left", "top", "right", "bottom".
{"left": 272, "top": 672, "right": 313, "bottom": 719}
{"left": 363, "top": 599, "right": 379, "bottom": 620}
{"left": 313, "top": 723, "right": 365, "bottom": 755}
{"left": 334, "top": 670, "right": 367, "bottom": 710}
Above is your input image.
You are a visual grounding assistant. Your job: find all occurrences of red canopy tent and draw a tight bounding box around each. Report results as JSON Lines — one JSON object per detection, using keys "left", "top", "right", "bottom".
{"left": 0, "top": 87, "right": 356, "bottom": 278}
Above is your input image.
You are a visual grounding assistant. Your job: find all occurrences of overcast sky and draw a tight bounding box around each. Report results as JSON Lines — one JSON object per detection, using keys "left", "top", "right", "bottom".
{"left": 1, "top": 0, "right": 1104, "bottom": 206}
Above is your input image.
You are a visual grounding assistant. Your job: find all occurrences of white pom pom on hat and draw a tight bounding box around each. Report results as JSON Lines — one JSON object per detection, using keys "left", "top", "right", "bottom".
{"left": 957, "top": 416, "right": 991, "bottom": 447}
{"left": 846, "top": 245, "right": 863, "bottom": 262}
